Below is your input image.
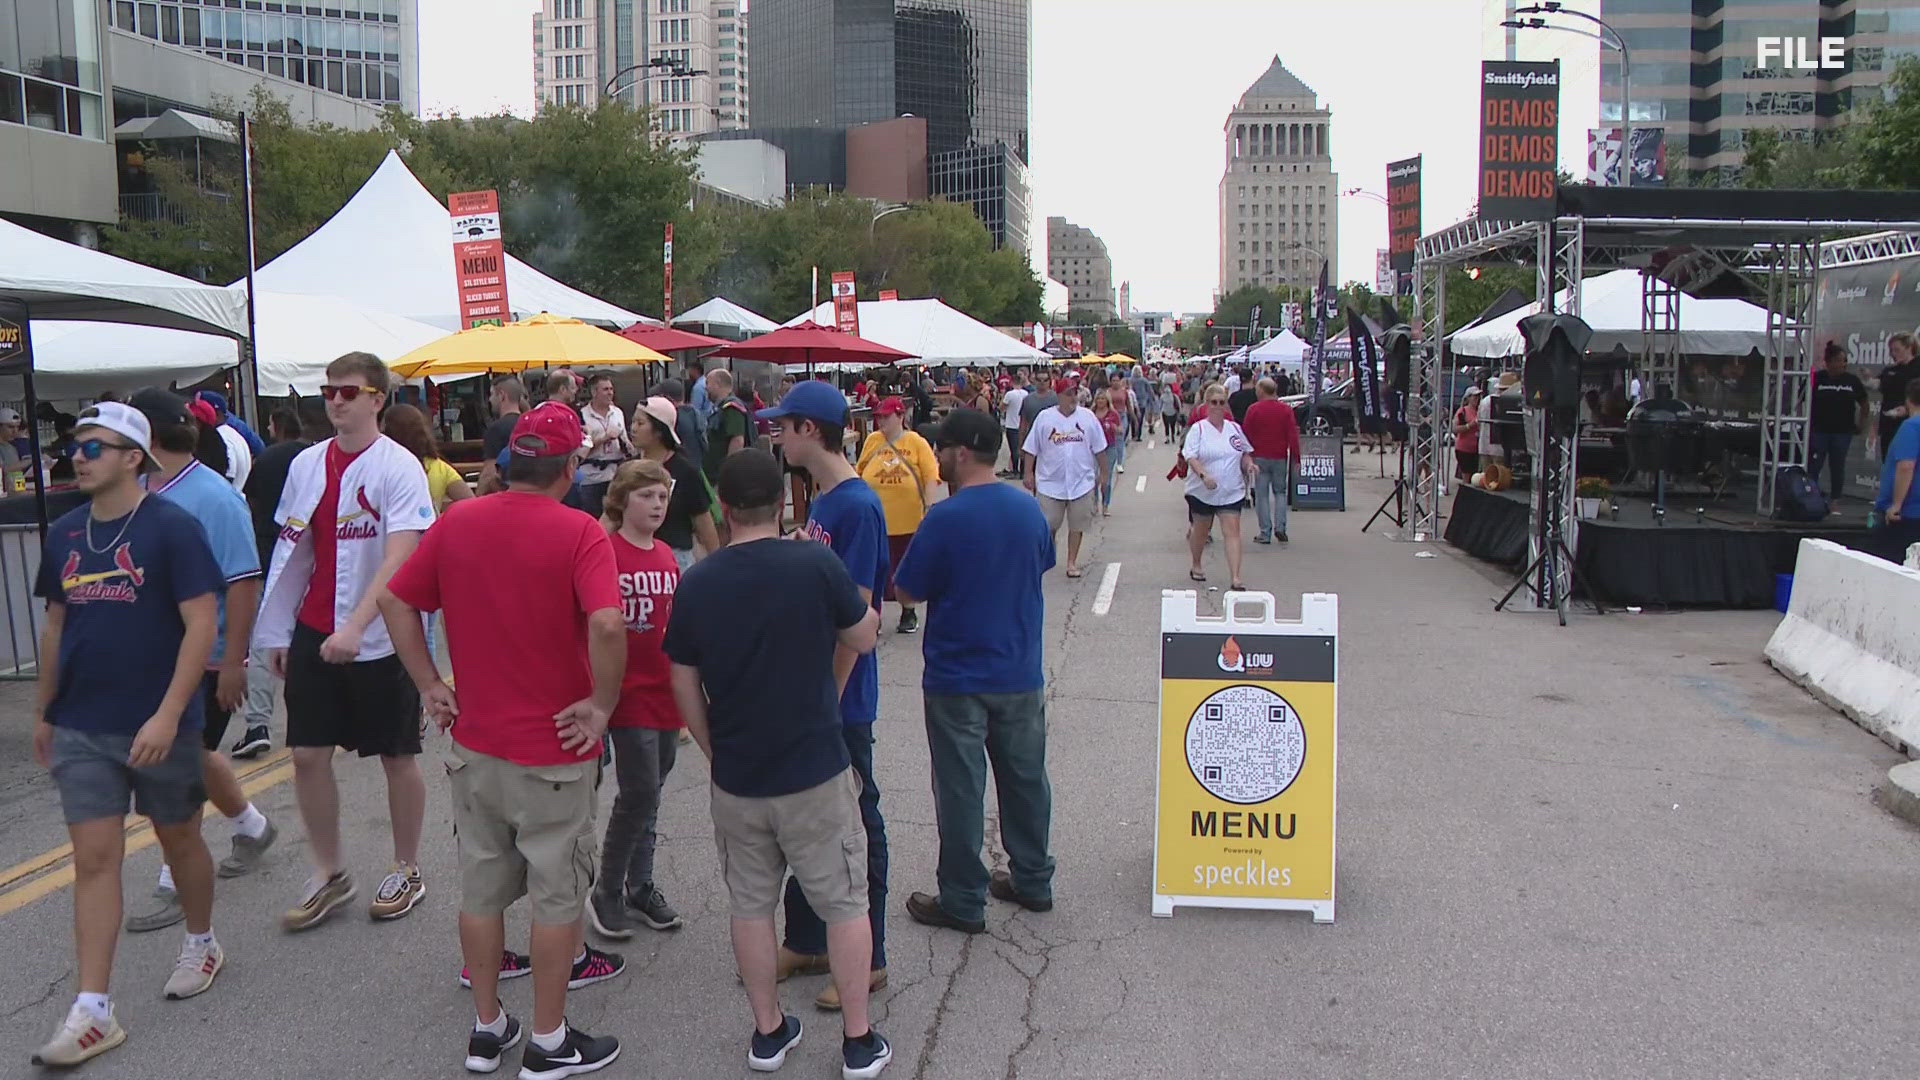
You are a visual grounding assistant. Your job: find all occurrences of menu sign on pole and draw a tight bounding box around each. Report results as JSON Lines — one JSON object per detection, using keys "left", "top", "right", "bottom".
{"left": 449, "top": 190, "right": 510, "bottom": 328}
{"left": 1478, "top": 61, "right": 1560, "bottom": 222}
{"left": 831, "top": 271, "right": 859, "bottom": 335}
{"left": 662, "top": 222, "right": 674, "bottom": 322}
{"left": 1386, "top": 154, "right": 1421, "bottom": 274}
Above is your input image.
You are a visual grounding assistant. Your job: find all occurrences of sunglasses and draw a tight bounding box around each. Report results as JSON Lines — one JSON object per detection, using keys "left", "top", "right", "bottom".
{"left": 320, "top": 384, "right": 379, "bottom": 402}
{"left": 70, "top": 438, "right": 137, "bottom": 460}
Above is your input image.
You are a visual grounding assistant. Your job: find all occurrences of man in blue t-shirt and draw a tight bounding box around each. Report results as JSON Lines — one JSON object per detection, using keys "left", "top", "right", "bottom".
{"left": 757, "top": 380, "right": 894, "bottom": 1010}
{"left": 894, "top": 408, "right": 1058, "bottom": 935}
{"left": 29, "top": 402, "right": 226, "bottom": 1067}
{"left": 1873, "top": 380, "right": 1920, "bottom": 562}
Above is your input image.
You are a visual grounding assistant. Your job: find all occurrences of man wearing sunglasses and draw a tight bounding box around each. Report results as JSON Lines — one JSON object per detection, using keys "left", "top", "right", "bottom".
{"left": 254, "top": 352, "right": 437, "bottom": 933}
{"left": 30, "top": 403, "right": 227, "bottom": 1067}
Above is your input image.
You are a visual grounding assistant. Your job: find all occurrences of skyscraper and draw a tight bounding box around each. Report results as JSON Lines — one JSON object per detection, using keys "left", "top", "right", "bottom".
{"left": 1048, "top": 216, "right": 1115, "bottom": 318}
{"left": 748, "top": 0, "right": 1031, "bottom": 251}
{"left": 1217, "top": 56, "right": 1339, "bottom": 300}
{"left": 1597, "top": 0, "right": 1920, "bottom": 181}
{"left": 531, "top": 0, "right": 750, "bottom": 138}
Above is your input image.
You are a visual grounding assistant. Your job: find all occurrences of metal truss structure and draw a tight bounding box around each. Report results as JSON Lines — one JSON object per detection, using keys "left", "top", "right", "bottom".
{"left": 1759, "top": 239, "right": 1820, "bottom": 512}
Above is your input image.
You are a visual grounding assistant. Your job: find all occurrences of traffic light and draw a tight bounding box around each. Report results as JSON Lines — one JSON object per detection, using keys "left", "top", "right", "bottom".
{"left": 1204, "top": 317, "right": 1215, "bottom": 328}
{"left": 1172, "top": 319, "right": 1182, "bottom": 331}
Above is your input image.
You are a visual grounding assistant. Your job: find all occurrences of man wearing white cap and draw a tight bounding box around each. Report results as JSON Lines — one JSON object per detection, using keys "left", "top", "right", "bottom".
{"left": 0, "top": 407, "right": 27, "bottom": 491}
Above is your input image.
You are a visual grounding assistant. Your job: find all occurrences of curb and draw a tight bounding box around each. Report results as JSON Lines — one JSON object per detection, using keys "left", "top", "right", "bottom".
{"left": 1880, "top": 762, "right": 1920, "bottom": 828}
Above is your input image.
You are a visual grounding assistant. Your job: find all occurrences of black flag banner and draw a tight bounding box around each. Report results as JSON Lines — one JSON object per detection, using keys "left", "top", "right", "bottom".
{"left": 1349, "top": 309, "right": 1384, "bottom": 422}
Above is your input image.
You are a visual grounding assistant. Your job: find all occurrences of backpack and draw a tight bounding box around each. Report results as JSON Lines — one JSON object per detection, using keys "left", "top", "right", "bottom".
{"left": 1772, "top": 466, "right": 1829, "bottom": 523}
{"left": 711, "top": 398, "right": 758, "bottom": 453}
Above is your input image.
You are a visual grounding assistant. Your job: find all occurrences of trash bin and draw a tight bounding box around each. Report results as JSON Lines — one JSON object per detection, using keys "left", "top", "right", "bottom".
{"left": 1774, "top": 572, "right": 1794, "bottom": 614}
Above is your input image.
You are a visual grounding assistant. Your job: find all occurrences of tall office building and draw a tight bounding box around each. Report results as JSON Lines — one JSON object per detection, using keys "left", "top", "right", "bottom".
{"left": 1048, "top": 216, "right": 1115, "bottom": 318}
{"left": 747, "top": 0, "right": 1031, "bottom": 251}
{"left": 1217, "top": 56, "right": 1339, "bottom": 299}
{"left": 1598, "top": 0, "right": 1920, "bottom": 180}
{"left": 532, "top": 0, "right": 750, "bottom": 137}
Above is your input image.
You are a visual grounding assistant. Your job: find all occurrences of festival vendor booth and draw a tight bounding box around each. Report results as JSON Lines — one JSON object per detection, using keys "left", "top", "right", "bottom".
{"left": 673, "top": 296, "right": 780, "bottom": 341}
{"left": 0, "top": 216, "right": 250, "bottom": 675}
{"left": 1410, "top": 185, "right": 1920, "bottom": 613}
{"left": 786, "top": 298, "right": 1051, "bottom": 371}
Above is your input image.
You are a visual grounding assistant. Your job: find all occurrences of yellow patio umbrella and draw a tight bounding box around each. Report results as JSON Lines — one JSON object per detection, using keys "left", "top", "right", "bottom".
{"left": 388, "top": 312, "right": 671, "bottom": 378}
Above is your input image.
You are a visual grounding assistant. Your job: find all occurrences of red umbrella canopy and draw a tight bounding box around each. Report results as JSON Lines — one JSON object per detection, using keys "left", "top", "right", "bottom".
{"left": 709, "top": 321, "right": 914, "bottom": 366}
{"left": 616, "top": 322, "right": 728, "bottom": 352}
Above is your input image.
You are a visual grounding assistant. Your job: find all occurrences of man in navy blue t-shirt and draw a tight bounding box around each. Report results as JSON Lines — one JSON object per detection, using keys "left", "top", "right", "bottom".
{"left": 759, "top": 380, "right": 894, "bottom": 1011}
{"left": 30, "top": 402, "right": 226, "bottom": 1067}
{"left": 895, "top": 408, "right": 1058, "bottom": 934}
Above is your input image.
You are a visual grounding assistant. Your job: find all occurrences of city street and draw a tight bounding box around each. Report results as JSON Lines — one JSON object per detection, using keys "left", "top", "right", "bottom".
{"left": 0, "top": 437, "right": 1915, "bottom": 1079}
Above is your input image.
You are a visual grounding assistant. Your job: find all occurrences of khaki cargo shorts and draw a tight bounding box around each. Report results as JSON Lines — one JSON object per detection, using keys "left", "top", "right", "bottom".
{"left": 446, "top": 741, "right": 599, "bottom": 925}
{"left": 1038, "top": 491, "right": 1095, "bottom": 534}
{"left": 711, "top": 767, "right": 867, "bottom": 923}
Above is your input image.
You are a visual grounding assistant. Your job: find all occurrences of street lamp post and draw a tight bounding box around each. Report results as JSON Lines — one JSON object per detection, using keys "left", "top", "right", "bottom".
{"left": 605, "top": 57, "right": 710, "bottom": 103}
{"left": 1506, "top": 3, "right": 1632, "bottom": 186}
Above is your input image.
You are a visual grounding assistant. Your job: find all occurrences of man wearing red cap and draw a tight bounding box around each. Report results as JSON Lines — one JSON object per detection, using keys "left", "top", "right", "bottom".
{"left": 1022, "top": 378, "right": 1108, "bottom": 578}
{"left": 381, "top": 400, "right": 628, "bottom": 1078}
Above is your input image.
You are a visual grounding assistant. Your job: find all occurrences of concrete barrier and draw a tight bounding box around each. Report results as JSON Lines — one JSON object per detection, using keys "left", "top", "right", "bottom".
{"left": 1766, "top": 538, "right": 1920, "bottom": 754}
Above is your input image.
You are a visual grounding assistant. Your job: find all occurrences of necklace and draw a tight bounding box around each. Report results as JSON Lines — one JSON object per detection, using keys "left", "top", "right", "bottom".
{"left": 85, "top": 494, "right": 143, "bottom": 554}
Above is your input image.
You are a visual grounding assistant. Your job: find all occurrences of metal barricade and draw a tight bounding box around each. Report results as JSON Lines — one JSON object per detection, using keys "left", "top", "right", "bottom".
{"left": 0, "top": 523, "right": 44, "bottom": 679}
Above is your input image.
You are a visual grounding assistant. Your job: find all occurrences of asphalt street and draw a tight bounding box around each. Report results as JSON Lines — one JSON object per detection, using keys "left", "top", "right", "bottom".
{"left": 0, "top": 435, "right": 1915, "bottom": 1079}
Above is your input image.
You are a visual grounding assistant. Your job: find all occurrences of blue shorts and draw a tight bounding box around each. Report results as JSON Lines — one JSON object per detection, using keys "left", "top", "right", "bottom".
{"left": 49, "top": 725, "right": 206, "bottom": 826}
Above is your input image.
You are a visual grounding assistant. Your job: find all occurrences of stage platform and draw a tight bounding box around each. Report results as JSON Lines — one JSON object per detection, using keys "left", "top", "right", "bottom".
{"left": 1444, "top": 483, "right": 1875, "bottom": 608}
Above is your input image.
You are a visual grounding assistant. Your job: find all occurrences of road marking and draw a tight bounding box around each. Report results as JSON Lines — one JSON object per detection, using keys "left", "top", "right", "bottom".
{"left": 1147, "top": 439, "right": 1156, "bottom": 450}
{"left": 0, "top": 750, "right": 295, "bottom": 917}
{"left": 1092, "top": 562, "right": 1121, "bottom": 615}
{"left": 1134, "top": 475, "right": 1147, "bottom": 494}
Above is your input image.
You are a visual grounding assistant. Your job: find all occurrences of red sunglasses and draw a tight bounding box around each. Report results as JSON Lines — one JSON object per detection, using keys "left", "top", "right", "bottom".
{"left": 320, "top": 384, "right": 379, "bottom": 402}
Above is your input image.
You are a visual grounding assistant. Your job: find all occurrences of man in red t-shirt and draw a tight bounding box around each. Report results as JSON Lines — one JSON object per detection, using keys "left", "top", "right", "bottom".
{"left": 381, "top": 401, "right": 628, "bottom": 1078}
{"left": 1241, "top": 378, "right": 1302, "bottom": 544}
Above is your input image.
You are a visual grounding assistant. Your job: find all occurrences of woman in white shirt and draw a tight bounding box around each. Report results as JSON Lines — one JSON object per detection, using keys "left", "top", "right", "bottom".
{"left": 1183, "top": 383, "right": 1256, "bottom": 590}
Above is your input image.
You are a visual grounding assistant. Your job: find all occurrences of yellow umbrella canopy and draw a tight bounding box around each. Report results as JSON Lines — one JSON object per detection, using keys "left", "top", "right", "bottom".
{"left": 388, "top": 312, "right": 671, "bottom": 378}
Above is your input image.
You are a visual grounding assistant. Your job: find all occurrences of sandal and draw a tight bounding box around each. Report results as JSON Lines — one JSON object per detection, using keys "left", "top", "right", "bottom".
{"left": 1189, "top": 570, "right": 1207, "bottom": 582}
{"left": 1230, "top": 581, "right": 1246, "bottom": 591}
{"left": 1066, "top": 568, "right": 1084, "bottom": 579}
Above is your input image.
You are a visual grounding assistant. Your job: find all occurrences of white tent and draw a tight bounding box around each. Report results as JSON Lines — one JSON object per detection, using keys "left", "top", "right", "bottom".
{"left": 253, "top": 151, "right": 651, "bottom": 331}
{"left": 1450, "top": 268, "right": 1772, "bottom": 359}
{"left": 1250, "top": 329, "right": 1309, "bottom": 366}
{"left": 786, "top": 298, "right": 1048, "bottom": 368}
{"left": 675, "top": 296, "right": 779, "bottom": 336}
{"left": 0, "top": 216, "right": 248, "bottom": 336}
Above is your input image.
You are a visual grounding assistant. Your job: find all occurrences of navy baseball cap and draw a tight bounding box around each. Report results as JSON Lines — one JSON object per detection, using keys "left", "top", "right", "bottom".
{"left": 757, "top": 380, "right": 849, "bottom": 426}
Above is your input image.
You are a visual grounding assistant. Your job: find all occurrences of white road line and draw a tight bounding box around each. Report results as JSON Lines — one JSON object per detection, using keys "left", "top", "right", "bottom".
{"left": 1147, "top": 439, "right": 1156, "bottom": 450}
{"left": 1092, "top": 562, "right": 1121, "bottom": 615}
{"left": 1134, "top": 474, "right": 1147, "bottom": 494}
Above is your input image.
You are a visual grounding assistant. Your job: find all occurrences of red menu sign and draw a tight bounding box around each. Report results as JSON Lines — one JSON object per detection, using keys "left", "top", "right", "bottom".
{"left": 877, "top": 289, "right": 898, "bottom": 301}
{"left": 1386, "top": 155, "right": 1421, "bottom": 275}
{"left": 662, "top": 222, "right": 675, "bottom": 322}
{"left": 449, "top": 189, "right": 509, "bottom": 328}
{"left": 831, "top": 270, "right": 859, "bottom": 335}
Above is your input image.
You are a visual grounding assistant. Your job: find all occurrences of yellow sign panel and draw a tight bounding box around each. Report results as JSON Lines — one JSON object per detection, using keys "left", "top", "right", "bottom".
{"left": 1152, "top": 591, "right": 1337, "bottom": 922}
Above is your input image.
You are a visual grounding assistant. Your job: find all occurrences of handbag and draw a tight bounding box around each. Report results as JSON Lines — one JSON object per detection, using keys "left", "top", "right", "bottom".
{"left": 870, "top": 433, "right": 930, "bottom": 512}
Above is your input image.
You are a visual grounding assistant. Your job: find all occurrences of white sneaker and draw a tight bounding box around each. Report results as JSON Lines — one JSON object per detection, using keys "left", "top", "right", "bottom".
{"left": 163, "top": 938, "right": 225, "bottom": 1000}
{"left": 31, "top": 1004, "right": 125, "bottom": 1066}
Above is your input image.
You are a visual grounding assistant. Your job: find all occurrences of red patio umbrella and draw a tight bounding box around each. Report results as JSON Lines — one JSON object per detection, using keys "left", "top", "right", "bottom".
{"left": 708, "top": 321, "right": 914, "bottom": 370}
{"left": 616, "top": 322, "right": 728, "bottom": 352}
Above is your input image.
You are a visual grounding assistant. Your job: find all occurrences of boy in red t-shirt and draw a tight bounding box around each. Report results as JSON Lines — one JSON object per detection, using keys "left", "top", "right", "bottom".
{"left": 590, "top": 459, "right": 686, "bottom": 939}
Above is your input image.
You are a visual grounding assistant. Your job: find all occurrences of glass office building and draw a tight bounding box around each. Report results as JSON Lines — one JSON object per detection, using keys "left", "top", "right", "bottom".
{"left": 105, "top": 0, "right": 412, "bottom": 107}
{"left": 1599, "top": 0, "right": 1920, "bottom": 179}
{"left": 2, "top": 0, "right": 109, "bottom": 139}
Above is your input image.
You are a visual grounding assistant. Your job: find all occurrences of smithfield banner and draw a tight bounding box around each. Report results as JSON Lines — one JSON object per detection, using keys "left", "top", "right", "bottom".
{"left": 1350, "top": 309, "right": 1384, "bottom": 424}
{"left": 1386, "top": 154, "right": 1422, "bottom": 273}
{"left": 449, "top": 190, "right": 510, "bottom": 328}
{"left": 1153, "top": 591, "right": 1338, "bottom": 923}
{"left": 831, "top": 270, "right": 859, "bottom": 335}
{"left": 1478, "top": 61, "right": 1560, "bottom": 221}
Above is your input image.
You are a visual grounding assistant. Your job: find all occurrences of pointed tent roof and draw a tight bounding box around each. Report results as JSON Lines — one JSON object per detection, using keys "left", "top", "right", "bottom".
{"left": 1240, "top": 56, "right": 1315, "bottom": 103}
{"left": 674, "top": 296, "right": 780, "bottom": 335}
{"left": 785, "top": 298, "right": 1049, "bottom": 368}
{"left": 252, "top": 151, "right": 651, "bottom": 331}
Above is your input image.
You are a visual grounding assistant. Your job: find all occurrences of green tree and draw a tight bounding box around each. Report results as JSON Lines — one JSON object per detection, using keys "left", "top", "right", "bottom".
{"left": 1840, "top": 56, "right": 1920, "bottom": 188}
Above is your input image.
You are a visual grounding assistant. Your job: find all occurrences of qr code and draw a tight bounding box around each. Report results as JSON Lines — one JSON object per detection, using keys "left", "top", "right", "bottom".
{"left": 1185, "top": 685, "right": 1307, "bottom": 804}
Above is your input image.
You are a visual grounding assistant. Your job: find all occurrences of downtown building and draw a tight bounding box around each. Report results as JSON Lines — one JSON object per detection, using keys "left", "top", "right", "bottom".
{"left": 1216, "top": 56, "right": 1339, "bottom": 301}
{"left": 1596, "top": 0, "right": 1920, "bottom": 180}
{"left": 1047, "top": 216, "right": 1115, "bottom": 318}
{"left": 734, "top": 0, "right": 1032, "bottom": 253}
{"left": 531, "top": 0, "right": 750, "bottom": 137}
{"left": 5, "top": 0, "right": 416, "bottom": 243}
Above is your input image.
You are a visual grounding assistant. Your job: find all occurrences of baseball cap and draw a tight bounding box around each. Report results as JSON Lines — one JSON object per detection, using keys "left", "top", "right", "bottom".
{"left": 757, "top": 380, "right": 849, "bottom": 426}
{"left": 637, "top": 395, "right": 680, "bottom": 449}
{"left": 509, "top": 400, "right": 589, "bottom": 458}
{"left": 128, "top": 387, "right": 193, "bottom": 430}
{"left": 929, "top": 407, "right": 1002, "bottom": 455}
{"left": 187, "top": 397, "right": 220, "bottom": 427}
{"left": 1052, "top": 377, "right": 1075, "bottom": 395}
{"left": 874, "top": 396, "right": 906, "bottom": 418}
{"left": 0, "top": 408, "right": 20, "bottom": 425}
{"left": 73, "top": 401, "right": 154, "bottom": 458}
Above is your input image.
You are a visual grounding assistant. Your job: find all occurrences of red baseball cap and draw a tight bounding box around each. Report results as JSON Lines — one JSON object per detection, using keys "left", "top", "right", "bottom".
{"left": 187, "top": 398, "right": 220, "bottom": 427}
{"left": 874, "top": 395, "right": 906, "bottom": 417}
{"left": 509, "top": 400, "right": 589, "bottom": 458}
{"left": 1052, "top": 377, "right": 1074, "bottom": 395}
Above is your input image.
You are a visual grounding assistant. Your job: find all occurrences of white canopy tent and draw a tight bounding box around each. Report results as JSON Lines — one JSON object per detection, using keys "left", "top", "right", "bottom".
{"left": 1223, "top": 329, "right": 1309, "bottom": 369}
{"left": 0, "top": 216, "right": 248, "bottom": 337}
{"left": 253, "top": 151, "right": 651, "bottom": 330}
{"left": 786, "top": 298, "right": 1048, "bottom": 368}
{"left": 675, "top": 296, "right": 779, "bottom": 336}
{"left": 1450, "top": 268, "right": 1773, "bottom": 359}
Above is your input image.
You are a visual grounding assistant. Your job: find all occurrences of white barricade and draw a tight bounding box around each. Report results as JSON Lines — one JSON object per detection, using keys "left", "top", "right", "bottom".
{"left": 1766, "top": 538, "right": 1920, "bottom": 753}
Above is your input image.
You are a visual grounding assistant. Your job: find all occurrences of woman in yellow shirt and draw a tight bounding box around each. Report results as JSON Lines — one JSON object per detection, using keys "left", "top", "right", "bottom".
{"left": 856, "top": 396, "right": 941, "bottom": 634}
{"left": 382, "top": 402, "right": 474, "bottom": 512}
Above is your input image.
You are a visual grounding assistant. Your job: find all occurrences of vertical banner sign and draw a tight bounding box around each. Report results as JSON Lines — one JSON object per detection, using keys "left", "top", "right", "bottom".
{"left": 1308, "top": 261, "right": 1331, "bottom": 406}
{"left": 1478, "top": 61, "right": 1560, "bottom": 221}
{"left": 449, "top": 190, "right": 510, "bottom": 328}
{"left": 1097, "top": 324, "right": 1106, "bottom": 354}
{"left": 1349, "top": 310, "right": 1382, "bottom": 423}
{"left": 1153, "top": 591, "right": 1337, "bottom": 923}
{"left": 1293, "top": 433, "right": 1346, "bottom": 510}
{"left": 1386, "top": 154, "right": 1421, "bottom": 277}
{"left": 831, "top": 271, "right": 859, "bottom": 335}
{"left": 663, "top": 222, "right": 675, "bottom": 322}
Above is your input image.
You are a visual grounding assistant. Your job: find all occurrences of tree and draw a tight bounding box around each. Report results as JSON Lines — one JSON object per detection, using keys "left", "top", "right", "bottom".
{"left": 1840, "top": 56, "right": 1920, "bottom": 189}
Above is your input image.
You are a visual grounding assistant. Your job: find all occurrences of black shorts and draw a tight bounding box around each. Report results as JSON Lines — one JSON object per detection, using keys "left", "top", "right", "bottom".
{"left": 285, "top": 623, "right": 423, "bottom": 758}
{"left": 1186, "top": 494, "right": 1243, "bottom": 517}
{"left": 199, "top": 670, "right": 232, "bottom": 753}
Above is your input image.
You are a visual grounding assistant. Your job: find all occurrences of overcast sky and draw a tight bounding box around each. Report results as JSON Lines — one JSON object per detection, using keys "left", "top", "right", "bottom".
{"left": 416, "top": 0, "right": 1601, "bottom": 316}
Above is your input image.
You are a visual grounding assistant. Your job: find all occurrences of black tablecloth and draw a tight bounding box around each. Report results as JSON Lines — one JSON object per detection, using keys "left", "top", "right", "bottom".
{"left": 1444, "top": 485, "right": 1529, "bottom": 568}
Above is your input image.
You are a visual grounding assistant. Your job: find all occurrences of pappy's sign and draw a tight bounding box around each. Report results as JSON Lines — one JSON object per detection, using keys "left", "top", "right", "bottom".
{"left": 0, "top": 299, "right": 30, "bottom": 375}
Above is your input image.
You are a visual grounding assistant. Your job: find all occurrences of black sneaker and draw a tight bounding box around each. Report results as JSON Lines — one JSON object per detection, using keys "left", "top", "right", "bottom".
{"left": 463, "top": 1014, "right": 522, "bottom": 1074}
{"left": 1276, "top": 529, "right": 1289, "bottom": 542}
{"left": 230, "top": 725, "right": 271, "bottom": 759}
{"left": 588, "top": 890, "right": 634, "bottom": 940}
{"left": 567, "top": 945, "right": 625, "bottom": 990}
{"left": 518, "top": 1023, "right": 619, "bottom": 1080}
{"left": 625, "top": 883, "right": 683, "bottom": 930}
{"left": 748, "top": 1014, "right": 802, "bottom": 1072}
{"left": 904, "top": 891, "right": 985, "bottom": 934}
{"left": 896, "top": 609, "right": 919, "bottom": 634}
{"left": 842, "top": 1029, "right": 893, "bottom": 1080}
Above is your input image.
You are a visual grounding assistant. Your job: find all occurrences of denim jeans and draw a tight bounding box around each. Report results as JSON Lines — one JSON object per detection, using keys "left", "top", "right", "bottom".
{"left": 923, "top": 689, "right": 1054, "bottom": 923}
{"left": 1808, "top": 431, "right": 1852, "bottom": 497}
{"left": 1111, "top": 426, "right": 1127, "bottom": 471}
{"left": 783, "top": 723, "right": 887, "bottom": 968}
{"left": 1252, "top": 457, "right": 1290, "bottom": 538}
{"left": 600, "top": 726, "right": 678, "bottom": 894}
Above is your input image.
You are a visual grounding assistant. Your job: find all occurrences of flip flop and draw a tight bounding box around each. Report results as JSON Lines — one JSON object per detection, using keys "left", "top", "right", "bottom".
{"left": 1066, "top": 568, "right": 1084, "bottom": 579}
{"left": 1189, "top": 570, "right": 1207, "bottom": 582}
{"left": 1230, "top": 582, "right": 1246, "bottom": 591}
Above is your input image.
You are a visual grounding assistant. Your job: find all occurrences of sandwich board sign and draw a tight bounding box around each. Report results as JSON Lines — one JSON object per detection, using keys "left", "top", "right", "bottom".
{"left": 1153, "top": 590, "right": 1337, "bottom": 922}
